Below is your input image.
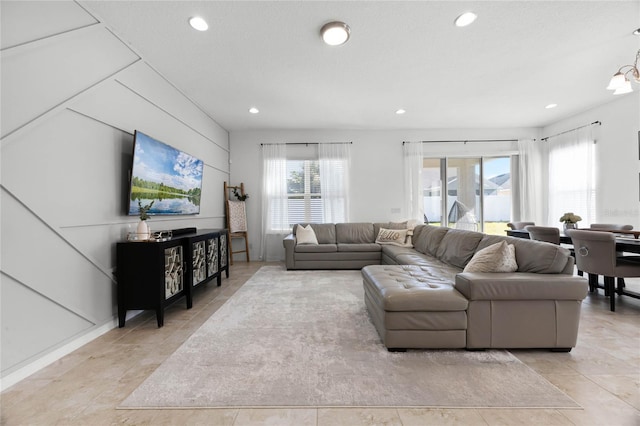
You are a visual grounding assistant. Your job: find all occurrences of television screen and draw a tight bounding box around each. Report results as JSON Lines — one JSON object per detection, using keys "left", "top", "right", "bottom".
{"left": 127, "top": 131, "right": 204, "bottom": 216}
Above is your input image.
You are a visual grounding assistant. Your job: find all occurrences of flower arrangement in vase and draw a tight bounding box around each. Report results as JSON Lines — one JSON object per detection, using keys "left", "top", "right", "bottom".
{"left": 137, "top": 200, "right": 154, "bottom": 240}
{"left": 559, "top": 212, "right": 582, "bottom": 230}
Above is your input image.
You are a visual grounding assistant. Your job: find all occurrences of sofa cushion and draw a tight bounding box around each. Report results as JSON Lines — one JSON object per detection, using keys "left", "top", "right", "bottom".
{"left": 455, "top": 273, "right": 588, "bottom": 301}
{"left": 295, "top": 243, "right": 337, "bottom": 253}
{"left": 336, "top": 223, "right": 375, "bottom": 244}
{"left": 463, "top": 241, "right": 518, "bottom": 273}
{"left": 338, "top": 243, "right": 381, "bottom": 252}
{"left": 413, "top": 225, "right": 449, "bottom": 256}
{"left": 477, "top": 235, "right": 571, "bottom": 274}
{"left": 362, "top": 265, "right": 468, "bottom": 311}
{"left": 294, "top": 223, "right": 336, "bottom": 244}
{"left": 381, "top": 244, "right": 418, "bottom": 259}
{"left": 296, "top": 224, "right": 318, "bottom": 245}
{"left": 435, "top": 228, "right": 484, "bottom": 268}
{"left": 373, "top": 221, "right": 408, "bottom": 238}
{"left": 375, "top": 228, "right": 410, "bottom": 246}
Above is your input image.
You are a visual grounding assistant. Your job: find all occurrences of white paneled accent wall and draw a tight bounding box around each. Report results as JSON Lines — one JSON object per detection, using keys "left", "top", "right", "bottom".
{"left": 0, "top": 1, "right": 229, "bottom": 386}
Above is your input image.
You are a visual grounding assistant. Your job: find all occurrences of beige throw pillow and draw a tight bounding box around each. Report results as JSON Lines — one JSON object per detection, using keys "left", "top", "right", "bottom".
{"left": 296, "top": 224, "right": 319, "bottom": 245}
{"left": 376, "top": 228, "right": 411, "bottom": 247}
{"left": 463, "top": 241, "right": 518, "bottom": 273}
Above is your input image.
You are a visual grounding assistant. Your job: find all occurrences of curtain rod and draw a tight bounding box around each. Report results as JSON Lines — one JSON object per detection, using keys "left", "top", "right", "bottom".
{"left": 541, "top": 121, "right": 601, "bottom": 141}
{"left": 260, "top": 141, "right": 352, "bottom": 146}
{"left": 403, "top": 139, "right": 518, "bottom": 144}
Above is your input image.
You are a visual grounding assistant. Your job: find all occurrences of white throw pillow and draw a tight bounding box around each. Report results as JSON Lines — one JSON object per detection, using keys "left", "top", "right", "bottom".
{"left": 463, "top": 241, "right": 518, "bottom": 273}
{"left": 376, "top": 228, "right": 412, "bottom": 247}
{"left": 296, "top": 224, "right": 319, "bottom": 245}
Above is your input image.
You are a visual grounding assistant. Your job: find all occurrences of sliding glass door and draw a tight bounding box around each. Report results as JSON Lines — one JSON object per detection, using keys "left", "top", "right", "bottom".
{"left": 482, "top": 157, "right": 512, "bottom": 235}
{"left": 423, "top": 156, "right": 513, "bottom": 235}
{"left": 446, "top": 158, "right": 481, "bottom": 231}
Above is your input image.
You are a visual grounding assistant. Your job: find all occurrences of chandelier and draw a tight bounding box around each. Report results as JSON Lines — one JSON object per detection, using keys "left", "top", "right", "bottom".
{"left": 607, "top": 50, "right": 640, "bottom": 95}
{"left": 607, "top": 48, "right": 640, "bottom": 95}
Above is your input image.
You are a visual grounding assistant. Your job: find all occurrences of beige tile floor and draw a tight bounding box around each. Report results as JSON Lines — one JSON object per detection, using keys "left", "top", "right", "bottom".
{"left": 1, "top": 262, "right": 639, "bottom": 426}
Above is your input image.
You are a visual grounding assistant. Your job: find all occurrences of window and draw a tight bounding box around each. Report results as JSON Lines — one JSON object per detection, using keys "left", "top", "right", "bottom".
{"left": 262, "top": 143, "right": 351, "bottom": 236}
{"left": 286, "top": 160, "right": 323, "bottom": 226}
{"left": 423, "top": 156, "right": 514, "bottom": 235}
{"left": 547, "top": 128, "right": 595, "bottom": 225}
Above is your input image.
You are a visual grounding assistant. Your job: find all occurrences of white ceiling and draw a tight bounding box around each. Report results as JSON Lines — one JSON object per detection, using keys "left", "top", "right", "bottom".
{"left": 81, "top": 1, "right": 640, "bottom": 131}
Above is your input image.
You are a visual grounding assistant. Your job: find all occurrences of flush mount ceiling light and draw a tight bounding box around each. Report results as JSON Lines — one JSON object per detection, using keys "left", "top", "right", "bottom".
{"left": 395, "top": 109, "right": 406, "bottom": 115}
{"left": 454, "top": 12, "right": 477, "bottom": 27}
{"left": 248, "top": 107, "right": 259, "bottom": 114}
{"left": 320, "top": 21, "right": 351, "bottom": 46}
{"left": 545, "top": 104, "right": 557, "bottom": 109}
{"left": 189, "top": 16, "right": 208, "bottom": 31}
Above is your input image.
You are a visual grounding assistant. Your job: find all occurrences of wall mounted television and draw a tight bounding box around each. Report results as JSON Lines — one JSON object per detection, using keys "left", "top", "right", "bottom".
{"left": 127, "top": 130, "right": 204, "bottom": 216}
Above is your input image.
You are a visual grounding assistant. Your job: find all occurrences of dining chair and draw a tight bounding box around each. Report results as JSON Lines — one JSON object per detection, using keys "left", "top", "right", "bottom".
{"left": 590, "top": 224, "right": 633, "bottom": 230}
{"left": 526, "top": 225, "right": 583, "bottom": 277}
{"left": 589, "top": 224, "right": 635, "bottom": 289}
{"left": 525, "top": 225, "right": 560, "bottom": 244}
{"left": 565, "top": 229, "right": 640, "bottom": 311}
{"left": 507, "top": 221, "right": 535, "bottom": 230}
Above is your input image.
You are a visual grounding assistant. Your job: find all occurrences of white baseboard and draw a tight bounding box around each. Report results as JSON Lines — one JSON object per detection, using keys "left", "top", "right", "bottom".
{"left": 1, "top": 310, "right": 142, "bottom": 392}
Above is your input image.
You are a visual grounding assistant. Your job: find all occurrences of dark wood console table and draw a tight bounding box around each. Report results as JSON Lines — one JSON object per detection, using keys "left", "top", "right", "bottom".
{"left": 116, "top": 228, "right": 229, "bottom": 327}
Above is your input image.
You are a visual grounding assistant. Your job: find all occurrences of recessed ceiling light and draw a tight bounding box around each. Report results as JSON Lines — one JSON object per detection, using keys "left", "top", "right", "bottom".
{"left": 189, "top": 16, "right": 208, "bottom": 31}
{"left": 320, "top": 21, "right": 351, "bottom": 46}
{"left": 634, "top": 28, "right": 640, "bottom": 36}
{"left": 395, "top": 109, "right": 406, "bottom": 115}
{"left": 545, "top": 103, "right": 558, "bottom": 109}
{"left": 454, "top": 12, "right": 477, "bottom": 27}
{"left": 248, "top": 107, "right": 259, "bottom": 114}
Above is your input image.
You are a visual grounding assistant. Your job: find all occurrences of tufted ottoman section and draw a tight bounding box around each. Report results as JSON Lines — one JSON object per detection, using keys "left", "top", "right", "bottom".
{"left": 362, "top": 265, "right": 468, "bottom": 350}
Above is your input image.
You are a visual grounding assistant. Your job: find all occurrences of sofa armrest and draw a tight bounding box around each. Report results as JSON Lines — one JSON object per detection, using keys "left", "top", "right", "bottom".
{"left": 455, "top": 272, "right": 588, "bottom": 301}
{"left": 283, "top": 233, "right": 296, "bottom": 269}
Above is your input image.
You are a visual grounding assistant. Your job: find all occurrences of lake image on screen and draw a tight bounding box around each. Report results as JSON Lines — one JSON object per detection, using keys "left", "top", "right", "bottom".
{"left": 128, "top": 132, "right": 204, "bottom": 215}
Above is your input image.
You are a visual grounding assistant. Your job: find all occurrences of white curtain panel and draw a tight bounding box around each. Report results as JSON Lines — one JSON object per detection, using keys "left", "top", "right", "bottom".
{"left": 403, "top": 141, "right": 424, "bottom": 222}
{"left": 517, "top": 138, "right": 546, "bottom": 225}
{"left": 260, "top": 144, "right": 289, "bottom": 261}
{"left": 318, "top": 143, "right": 351, "bottom": 223}
{"left": 547, "top": 127, "right": 596, "bottom": 227}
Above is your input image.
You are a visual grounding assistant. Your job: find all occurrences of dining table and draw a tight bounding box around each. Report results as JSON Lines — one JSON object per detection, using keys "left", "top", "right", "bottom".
{"left": 505, "top": 229, "right": 640, "bottom": 254}
{"left": 506, "top": 228, "right": 640, "bottom": 307}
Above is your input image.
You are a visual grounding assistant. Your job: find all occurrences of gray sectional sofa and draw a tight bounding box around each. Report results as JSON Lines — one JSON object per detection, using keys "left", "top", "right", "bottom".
{"left": 283, "top": 222, "right": 589, "bottom": 351}
{"left": 283, "top": 222, "right": 404, "bottom": 270}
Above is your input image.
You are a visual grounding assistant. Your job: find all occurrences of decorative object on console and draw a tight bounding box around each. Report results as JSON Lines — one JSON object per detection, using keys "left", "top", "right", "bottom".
{"left": 559, "top": 212, "right": 582, "bottom": 230}
{"left": 136, "top": 200, "right": 154, "bottom": 240}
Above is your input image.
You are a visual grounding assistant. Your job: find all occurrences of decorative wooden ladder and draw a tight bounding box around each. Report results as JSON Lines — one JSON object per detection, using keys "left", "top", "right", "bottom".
{"left": 224, "top": 182, "right": 250, "bottom": 265}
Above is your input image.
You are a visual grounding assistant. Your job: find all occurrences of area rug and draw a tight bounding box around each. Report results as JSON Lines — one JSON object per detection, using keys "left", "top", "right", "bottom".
{"left": 120, "top": 266, "right": 579, "bottom": 409}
